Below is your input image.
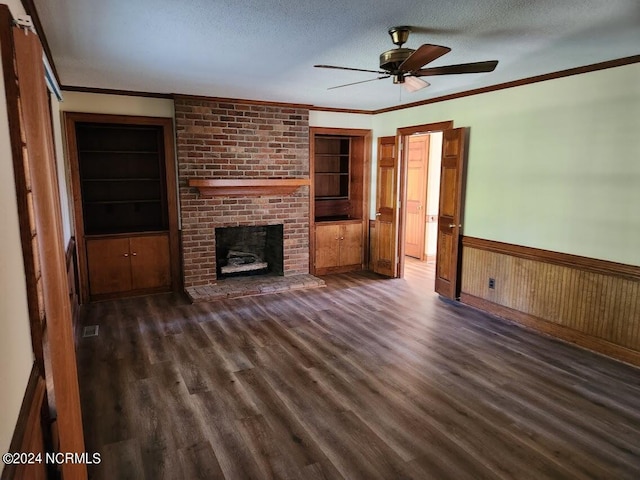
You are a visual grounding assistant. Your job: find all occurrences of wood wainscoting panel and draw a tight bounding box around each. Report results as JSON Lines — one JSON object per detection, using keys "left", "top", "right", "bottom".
{"left": 461, "top": 237, "right": 640, "bottom": 365}
{"left": 2, "top": 366, "right": 48, "bottom": 480}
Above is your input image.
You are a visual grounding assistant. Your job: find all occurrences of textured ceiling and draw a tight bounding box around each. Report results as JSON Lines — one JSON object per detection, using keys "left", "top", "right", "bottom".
{"left": 33, "top": 0, "right": 640, "bottom": 110}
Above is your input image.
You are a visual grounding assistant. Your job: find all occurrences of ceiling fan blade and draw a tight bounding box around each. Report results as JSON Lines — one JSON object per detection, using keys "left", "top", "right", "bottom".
{"left": 414, "top": 60, "right": 499, "bottom": 76}
{"left": 398, "top": 44, "right": 451, "bottom": 72}
{"left": 327, "top": 76, "right": 390, "bottom": 90}
{"left": 315, "top": 64, "right": 386, "bottom": 74}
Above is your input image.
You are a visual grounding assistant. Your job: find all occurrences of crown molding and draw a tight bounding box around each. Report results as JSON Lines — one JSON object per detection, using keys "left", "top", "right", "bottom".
{"left": 60, "top": 54, "right": 640, "bottom": 114}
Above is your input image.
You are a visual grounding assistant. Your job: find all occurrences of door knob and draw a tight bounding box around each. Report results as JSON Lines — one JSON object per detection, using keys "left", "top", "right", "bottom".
{"left": 375, "top": 212, "right": 381, "bottom": 217}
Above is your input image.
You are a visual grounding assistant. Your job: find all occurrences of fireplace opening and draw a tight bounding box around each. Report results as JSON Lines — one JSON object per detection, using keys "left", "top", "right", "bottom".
{"left": 215, "top": 225, "right": 284, "bottom": 279}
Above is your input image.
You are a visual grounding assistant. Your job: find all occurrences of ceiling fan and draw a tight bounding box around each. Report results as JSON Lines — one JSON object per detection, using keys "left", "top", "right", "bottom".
{"left": 315, "top": 26, "right": 498, "bottom": 92}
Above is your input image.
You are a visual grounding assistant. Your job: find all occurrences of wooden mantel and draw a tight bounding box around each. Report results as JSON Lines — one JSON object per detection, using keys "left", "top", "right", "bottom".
{"left": 188, "top": 178, "right": 310, "bottom": 196}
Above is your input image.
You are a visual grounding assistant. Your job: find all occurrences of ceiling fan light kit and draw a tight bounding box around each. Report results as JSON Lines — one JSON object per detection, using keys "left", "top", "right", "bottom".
{"left": 315, "top": 25, "right": 499, "bottom": 92}
{"left": 403, "top": 76, "right": 429, "bottom": 92}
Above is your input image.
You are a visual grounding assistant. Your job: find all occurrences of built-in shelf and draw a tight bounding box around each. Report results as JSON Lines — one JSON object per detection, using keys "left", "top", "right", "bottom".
{"left": 189, "top": 178, "right": 310, "bottom": 196}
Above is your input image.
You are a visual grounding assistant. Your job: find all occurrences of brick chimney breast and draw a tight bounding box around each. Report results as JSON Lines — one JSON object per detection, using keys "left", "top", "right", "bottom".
{"left": 175, "top": 97, "right": 310, "bottom": 287}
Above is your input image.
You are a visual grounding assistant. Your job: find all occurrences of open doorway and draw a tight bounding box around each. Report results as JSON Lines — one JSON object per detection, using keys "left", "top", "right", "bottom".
{"left": 372, "top": 120, "right": 467, "bottom": 299}
{"left": 403, "top": 131, "right": 443, "bottom": 265}
{"left": 397, "top": 121, "right": 452, "bottom": 279}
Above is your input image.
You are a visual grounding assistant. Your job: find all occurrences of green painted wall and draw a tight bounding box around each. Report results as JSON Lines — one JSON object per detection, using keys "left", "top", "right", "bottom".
{"left": 372, "top": 63, "right": 640, "bottom": 266}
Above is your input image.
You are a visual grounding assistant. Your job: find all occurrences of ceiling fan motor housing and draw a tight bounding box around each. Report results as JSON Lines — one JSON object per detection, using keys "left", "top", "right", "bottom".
{"left": 379, "top": 48, "right": 414, "bottom": 72}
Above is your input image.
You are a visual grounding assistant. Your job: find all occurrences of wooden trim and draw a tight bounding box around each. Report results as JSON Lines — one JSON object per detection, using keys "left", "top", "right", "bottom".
{"left": 396, "top": 121, "right": 454, "bottom": 137}
{"left": 374, "top": 55, "right": 640, "bottom": 114}
{"left": 66, "top": 237, "right": 81, "bottom": 347}
{"left": 460, "top": 293, "right": 640, "bottom": 368}
{"left": 64, "top": 112, "right": 181, "bottom": 302}
{"left": 1, "top": 365, "right": 46, "bottom": 480}
{"left": 21, "top": 0, "right": 60, "bottom": 87}
{"left": 61, "top": 84, "right": 173, "bottom": 99}
{"left": 462, "top": 236, "right": 640, "bottom": 281}
{"left": 14, "top": 26, "right": 87, "bottom": 479}
{"left": 315, "top": 264, "right": 364, "bottom": 276}
{"left": 188, "top": 178, "right": 310, "bottom": 196}
{"left": 161, "top": 114, "right": 182, "bottom": 293}
{"left": 309, "top": 127, "right": 372, "bottom": 137}
{"left": 308, "top": 105, "right": 373, "bottom": 115}
{"left": 63, "top": 111, "right": 174, "bottom": 126}
{"left": 0, "top": 3, "right": 46, "bottom": 375}
{"left": 173, "top": 93, "right": 313, "bottom": 110}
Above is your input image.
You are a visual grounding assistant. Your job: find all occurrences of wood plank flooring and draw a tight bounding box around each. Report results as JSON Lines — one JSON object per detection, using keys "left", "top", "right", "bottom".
{"left": 77, "top": 259, "right": 640, "bottom": 479}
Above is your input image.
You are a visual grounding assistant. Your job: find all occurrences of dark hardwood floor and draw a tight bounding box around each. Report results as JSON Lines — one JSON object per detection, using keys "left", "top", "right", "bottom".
{"left": 77, "top": 258, "right": 640, "bottom": 479}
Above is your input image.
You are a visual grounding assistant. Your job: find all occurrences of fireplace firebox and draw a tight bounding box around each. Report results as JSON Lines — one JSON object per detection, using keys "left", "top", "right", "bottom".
{"left": 215, "top": 225, "right": 284, "bottom": 279}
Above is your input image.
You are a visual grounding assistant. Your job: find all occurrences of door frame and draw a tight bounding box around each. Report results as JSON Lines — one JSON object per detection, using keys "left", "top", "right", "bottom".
{"left": 396, "top": 121, "right": 453, "bottom": 278}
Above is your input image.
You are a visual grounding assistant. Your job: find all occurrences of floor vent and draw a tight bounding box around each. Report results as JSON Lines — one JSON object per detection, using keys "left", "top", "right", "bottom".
{"left": 82, "top": 325, "right": 99, "bottom": 338}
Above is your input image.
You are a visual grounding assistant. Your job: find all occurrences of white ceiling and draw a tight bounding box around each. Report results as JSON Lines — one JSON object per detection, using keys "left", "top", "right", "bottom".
{"left": 34, "top": 0, "right": 640, "bottom": 111}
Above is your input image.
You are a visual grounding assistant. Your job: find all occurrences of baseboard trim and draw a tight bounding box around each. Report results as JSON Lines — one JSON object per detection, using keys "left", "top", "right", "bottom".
{"left": 462, "top": 236, "right": 640, "bottom": 281}
{"left": 460, "top": 293, "right": 640, "bottom": 368}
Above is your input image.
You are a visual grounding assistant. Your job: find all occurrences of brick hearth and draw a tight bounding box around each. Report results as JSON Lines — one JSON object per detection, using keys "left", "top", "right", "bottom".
{"left": 175, "top": 96, "right": 312, "bottom": 289}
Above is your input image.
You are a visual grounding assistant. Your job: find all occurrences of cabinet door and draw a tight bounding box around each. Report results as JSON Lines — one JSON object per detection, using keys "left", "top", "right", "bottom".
{"left": 130, "top": 234, "right": 171, "bottom": 291}
{"left": 315, "top": 224, "right": 340, "bottom": 269}
{"left": 86, "top": 237, "right": 132, "bottom": 295}
{"left": 340, "top": 223, "right": 363, "bottom": 267}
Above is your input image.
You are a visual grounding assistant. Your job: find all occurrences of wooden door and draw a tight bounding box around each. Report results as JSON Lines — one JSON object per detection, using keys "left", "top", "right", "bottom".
{"left": 130, "top": 234, "right": 171, "bottom": 290}
{"left": 86, "top": 237, "right": 132, "bottom": 295}
{"left": 435, "top": 128, "right": 467, "bottom": 299}
{"left": 11, "top": 20, "right": 87, "bottom": 480}
{"left": 315, "top": 224, "right": 340, "bottom": 269}
{"left": 373, "top": 136, "right": 399, "bottom": 277}
{"left": 340, "top": 223, "right": 363, "bottom": 266}
{"left": 404, "top": 134, "right": 429, "bottom": 259}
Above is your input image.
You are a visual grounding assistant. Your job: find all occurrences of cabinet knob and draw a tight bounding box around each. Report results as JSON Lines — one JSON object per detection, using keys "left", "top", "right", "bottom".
{"left": 340, "top": 237, "right": 344, "bottom": 240}
{"left": 132, "top": 252, "right": 137, "bottom": 256}
{"left": 123, "top": 253, "right": 129, "bottom": 257}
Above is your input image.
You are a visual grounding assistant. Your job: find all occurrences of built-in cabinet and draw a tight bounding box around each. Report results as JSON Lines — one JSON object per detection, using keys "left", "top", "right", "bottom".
{"left": 86, "top": 233, "right": 171, "bottom": 296}
{"left": 315, "top": 221, "right": 363, "bottom": 271}
{"left": 66, "top": 113, "right": 180, "bottom": 301}
{"left": 311, "top": 128, "right": 370, "bottom": 275}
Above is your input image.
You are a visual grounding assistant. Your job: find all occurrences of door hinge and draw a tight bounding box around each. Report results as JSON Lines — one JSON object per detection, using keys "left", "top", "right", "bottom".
{"left": 15, "top": 15, "right": 35, "bottom": 33}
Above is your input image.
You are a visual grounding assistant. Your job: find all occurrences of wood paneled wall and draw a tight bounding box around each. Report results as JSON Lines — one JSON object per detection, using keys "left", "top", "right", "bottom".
{"left": 460, "top": 237, "right": 640, "bottom": 366}
{"left": 1, "top": 367, "right": 49, "bottom": 480}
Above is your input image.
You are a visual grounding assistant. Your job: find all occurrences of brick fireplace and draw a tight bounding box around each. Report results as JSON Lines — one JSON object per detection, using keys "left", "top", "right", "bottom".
{"left": 175, "top": 96, "right": 312, "bottom": 290}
